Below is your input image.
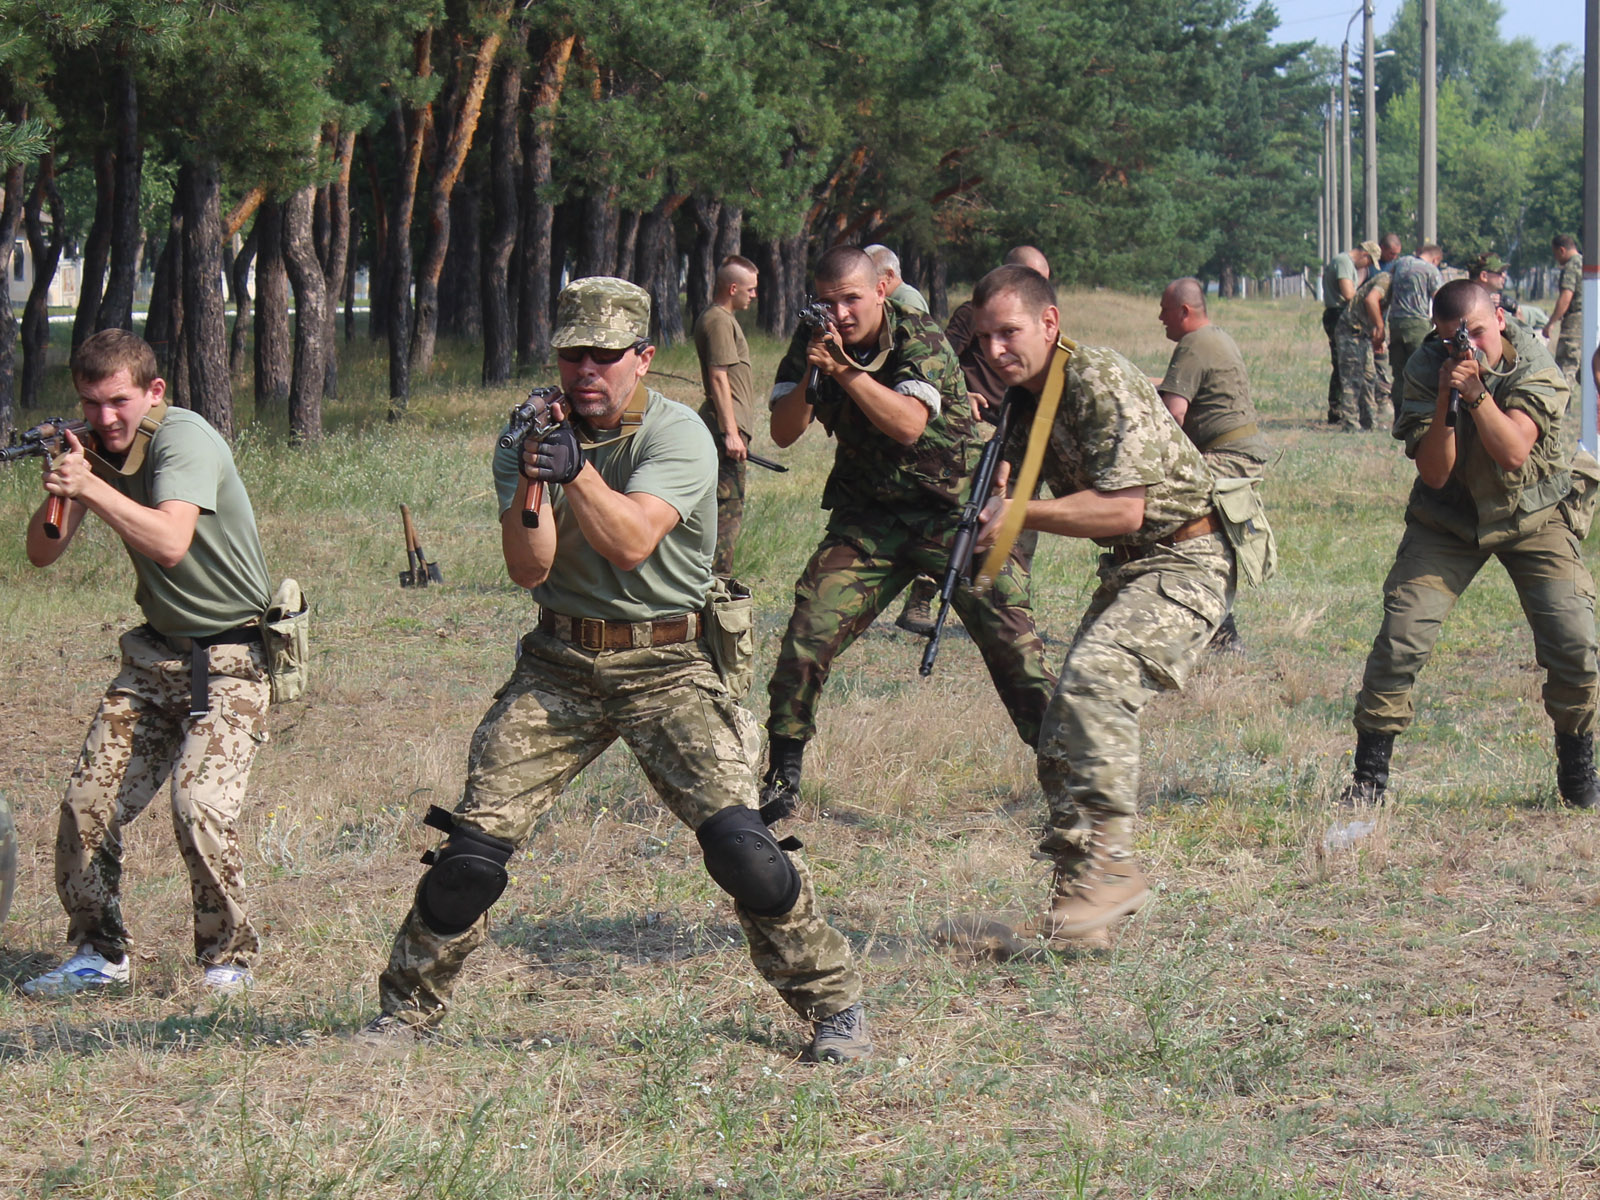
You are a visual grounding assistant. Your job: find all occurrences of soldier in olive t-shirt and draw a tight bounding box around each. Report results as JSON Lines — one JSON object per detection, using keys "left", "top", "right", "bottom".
{"left": 694, "top": 257, "right": 760, "bottom": 574}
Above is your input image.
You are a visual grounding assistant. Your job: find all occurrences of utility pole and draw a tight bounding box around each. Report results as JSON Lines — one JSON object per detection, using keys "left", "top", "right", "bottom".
{"left": 1327, "top": 93, "right": 1339, "bottom": 254}
{"left": 1363, "top": 0, "right": 1378, "bottom": 242}
{"left": 1582, "top": 0, "right": 1597, "bottom": 454}
{"left": 1418, "top": 0, "right": 1437, "bottom": 245}
{"left": 1340, "top": 34, "right": 1354, "bottom": 249}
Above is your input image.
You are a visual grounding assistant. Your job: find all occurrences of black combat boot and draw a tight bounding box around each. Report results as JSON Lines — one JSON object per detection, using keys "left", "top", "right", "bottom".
{"left": 1340, "top": 731, "right": 1395, "bottom": 805}
{"left": 760, "top": 736, "right": 806, "bottom": 822}
{"left": 1555, "top": 732, "right": 1600, "bottom": 809}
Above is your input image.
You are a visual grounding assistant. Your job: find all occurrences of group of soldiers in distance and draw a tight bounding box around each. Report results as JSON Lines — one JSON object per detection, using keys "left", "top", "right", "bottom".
{"left": 7, "top": 226, "right": 1596, "bottom": 1066}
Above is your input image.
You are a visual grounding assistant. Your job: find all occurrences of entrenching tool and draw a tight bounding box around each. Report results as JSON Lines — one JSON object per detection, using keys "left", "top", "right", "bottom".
{"left": 0, "top": 792, "right": 16, "bottom": 927}
{"left": 399, "top": 504, "right": 443, "bottom": 587}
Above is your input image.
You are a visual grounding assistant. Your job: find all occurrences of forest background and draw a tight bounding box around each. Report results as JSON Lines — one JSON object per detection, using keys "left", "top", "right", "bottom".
{"left": 0, "top": 0, "right": 1587, "bottom": 447}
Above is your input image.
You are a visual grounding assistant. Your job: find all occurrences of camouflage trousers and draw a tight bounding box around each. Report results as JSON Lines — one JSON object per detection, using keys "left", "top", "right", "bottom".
{"left": 1555, "top": 326, "right": 1583, "bottom": 398}
{"left": 1355, "top": 515, "right": 1599, "bottom": 737}
{"left": 767, "top": 508, "right": 1057, "bottom": 747}
{"left": 378, "top": 629, "right": 861, "bottom": 1027}
{"left": 1037, "top": 534, "right": 1235, "bottom": 868}
{"left": 1334, "top": 323, "right": 1389, "bottom": 431}
{"left": 56, "top": 625, "right": 270, "bottom": 967}
{"left": 712, "top": 436, "right": 749, "bottom": 577}
{"left": 1323, "top": 307, "right": 1343, "bottom": 422}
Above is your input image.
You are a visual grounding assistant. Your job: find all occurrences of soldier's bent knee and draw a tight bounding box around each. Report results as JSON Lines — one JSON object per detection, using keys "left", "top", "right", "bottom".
{"left": 696, "top": 805, "right": 801, "bottom": 918}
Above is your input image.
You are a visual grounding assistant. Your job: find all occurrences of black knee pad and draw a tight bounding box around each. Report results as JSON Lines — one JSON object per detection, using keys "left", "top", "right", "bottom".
{"left": 414, "top": 806, "right": 515, "bottom": 936}
{"left": 696, "top": 805, "right": 801, "bottom": 918}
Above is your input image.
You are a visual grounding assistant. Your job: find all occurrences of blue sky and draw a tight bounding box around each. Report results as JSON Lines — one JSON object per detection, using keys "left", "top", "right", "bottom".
{"left": 1269, "top": 0, "right": 1583, "bottom": 58}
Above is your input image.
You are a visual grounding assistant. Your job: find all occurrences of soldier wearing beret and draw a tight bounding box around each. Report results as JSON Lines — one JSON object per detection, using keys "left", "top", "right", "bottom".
{"left": 365, "top": 277, "right": 869, "bottom": 1063}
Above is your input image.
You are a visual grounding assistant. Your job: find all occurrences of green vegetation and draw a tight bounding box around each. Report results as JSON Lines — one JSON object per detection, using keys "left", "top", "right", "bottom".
{"left": 2, "top": 295, "right": 1599, "bottom": 1198}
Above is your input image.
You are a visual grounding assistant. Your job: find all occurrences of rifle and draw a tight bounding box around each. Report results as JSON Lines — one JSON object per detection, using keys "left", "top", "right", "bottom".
{"left": 920, "top": 394, "right": 1014, "bottom": 676}
{"left": 745, "top": 451, "right": 788, "bottom": 473}
{"left": 793, "top": 298, "right": 835, "bottom": 401}
{"left": 1, "top": 417, "right": 93, "bottom": 539}
{"left": 500, "top": 386, "right": 566, "bottom": 528}
{"left": 1443, "top": 324, "right": 1473, "bottom": 429}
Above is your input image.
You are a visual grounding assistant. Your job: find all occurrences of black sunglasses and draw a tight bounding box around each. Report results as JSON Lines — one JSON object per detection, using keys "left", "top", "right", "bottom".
{"left": 556, "top": 341, "right": 648, "bottom": 365}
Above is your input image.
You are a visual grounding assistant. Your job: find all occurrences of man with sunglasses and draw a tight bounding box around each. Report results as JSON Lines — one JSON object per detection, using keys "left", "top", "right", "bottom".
{"left": 759, "top": 245, "right": 1055, "bottom": 817}
{"left": 365, "top": 277, "right": 869, "bottom": 1063}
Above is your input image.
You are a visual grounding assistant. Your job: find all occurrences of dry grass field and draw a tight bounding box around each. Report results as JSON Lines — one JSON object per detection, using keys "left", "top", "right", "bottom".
{"left": 1, "top": 292, "right": 1598, "bottom": 1198}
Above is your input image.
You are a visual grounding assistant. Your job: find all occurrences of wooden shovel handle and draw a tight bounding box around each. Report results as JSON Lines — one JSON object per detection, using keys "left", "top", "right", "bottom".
{"left": 400, "top": 504, "right": 420, "bottom": 554}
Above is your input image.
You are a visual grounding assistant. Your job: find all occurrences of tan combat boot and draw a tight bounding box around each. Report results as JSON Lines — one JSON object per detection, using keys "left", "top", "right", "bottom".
{"left": 1043, "top": 817, "right": 1149, "bottom": 938}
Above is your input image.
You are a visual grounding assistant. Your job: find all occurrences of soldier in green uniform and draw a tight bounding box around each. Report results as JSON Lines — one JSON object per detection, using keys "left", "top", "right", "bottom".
{"left": 1389, "top": 244, "right": 1444, "bottom": 380}
{"left": 971, "top": 265, "right": 1236, "bottom": 944}
{"left": 693, "top": 254, "right": 760, "bottom": 575}
{"left": 1344, "top": 280, "right": 1600, "bottom": 808}
{"left": 1548, "top": 235, "right": 1585, "bottom": 394}
{"left": 760, "top": 246, "right": 1055, "bottom": 813}
{"left": 20, "top": 330, "right": 274, "bottom": 997}
{"left": 365, "top": 278, "right": 870, "bottom": 1062}
{"left": 1322, "top": 241, "right": 1379, "bottom": 423}
{"left": 1335, "top": 267, "right": 1394, "bottom": 430}
{"left": 1156, "top": 276, "right": 1267, "bottom": 651}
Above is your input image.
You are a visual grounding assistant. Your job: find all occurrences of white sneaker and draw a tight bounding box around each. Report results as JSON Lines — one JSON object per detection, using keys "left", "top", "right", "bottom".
{"left": 22, "top": 945, "right": 131, "bottom": 997}
{"left": 202, "top": 964, "right": 254, "bottom": 994}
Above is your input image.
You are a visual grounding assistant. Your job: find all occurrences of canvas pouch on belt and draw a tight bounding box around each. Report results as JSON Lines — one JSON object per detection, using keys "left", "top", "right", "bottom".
{"left": 262, "top": 578, "right": 310, "bottom": 704}
{"left": 703, "top": 576, "right": 755, "bottom": 701}
{"left": 1213, "top": 476, "right": 1278, "bottom": 587}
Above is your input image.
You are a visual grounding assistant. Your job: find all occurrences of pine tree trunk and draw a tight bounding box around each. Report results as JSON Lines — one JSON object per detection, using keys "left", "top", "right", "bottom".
{"left": 320, "top": 128, "right": 356, "bottom": 399}
{"left": 389, "top": 31, "right": 433, "bottom": 417}
{"left": 579, "top": 189, "right": 617, "bottom": 277}
{"left": 715, "top": 207, "right": 742, "bottom": 262}
{"left": 686, "top": 195, "right": 721, "bottom": 321}
{"left": 281, "top": 186, "right": 326, "bottom": 444}
{"left": 179, "top": 160, "right": 232, "bottom": 439}
{"left": 228, "top": 226, "right": 256, "bottom": 378}
{"left": 21, "top": 156, "right": 64, "bottom": 411}
{"left": 362, "top": 131, "right": 389, "bottom": 341}
{"left": 444, "top": 179, "right": 482, "bottom": 340}
{"left": 637, "top": 196, "right": 686, "bottom": 348}
{"left": 144, "top": 200, "right": 182, "bottom": 379}
{"left": 616, "top": 210, "right": 640, "bottom": 282}
{"left": 96, "top": 65, "right": 142, "bottom": 333}
{"left": 928, "top": 250, "right": 948, "bottom": 322}
{"left": 252, "top": 201, "right": 291, "bottom": 412}
{"left": 72, "top": 147, "right": 114, "bottom": 351}
{"left": 0, "top": 150, "right": 24, "bottom": 437}
{"left": 483, "top": 54, "right": 522, "bottom": 385}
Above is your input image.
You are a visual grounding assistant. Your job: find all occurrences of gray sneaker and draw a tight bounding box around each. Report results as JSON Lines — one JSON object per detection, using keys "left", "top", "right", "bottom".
{"left": 804, "top": 1002, "right": 871, "bottom": 1063}
{"left": 357, "top": 1012, "right": 432, "bottom": 1044}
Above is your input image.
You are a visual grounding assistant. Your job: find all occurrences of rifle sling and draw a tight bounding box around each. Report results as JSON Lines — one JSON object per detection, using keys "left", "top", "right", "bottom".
{"left": 85, "top": 402, "right": 169, "bottom": 479}
{"left": 975, "top": 337, "right": 1074, "bottom": 586}
{"left": 574, "top": 382, "right": 648, "bottom": 451}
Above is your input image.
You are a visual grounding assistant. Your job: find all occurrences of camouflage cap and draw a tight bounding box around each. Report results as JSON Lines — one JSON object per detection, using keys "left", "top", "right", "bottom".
{"left": 1358, "top": 240, "right": 1381, "bottom": 263}
{"left": 1472, "top": 252, "right": 1508, "bottom": 274}
{"left": 552, "top": 276, "right": 652, "bottom": 350}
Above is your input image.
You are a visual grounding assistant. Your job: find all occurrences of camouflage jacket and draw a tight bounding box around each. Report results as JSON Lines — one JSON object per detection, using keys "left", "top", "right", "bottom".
{"left": 773, "top": 299, "right": 978, "bottom": 511}
{"left": 1001, "top": 336, "right": 1215, "bottom": 547}
{"left": 1397, "top": 317, "right": 1573, "bottom": 548}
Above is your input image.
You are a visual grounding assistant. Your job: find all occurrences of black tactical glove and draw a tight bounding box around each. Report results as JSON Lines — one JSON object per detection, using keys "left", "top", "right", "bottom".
{"left": 527, "top": 424, "right": 584, "bottom": 484}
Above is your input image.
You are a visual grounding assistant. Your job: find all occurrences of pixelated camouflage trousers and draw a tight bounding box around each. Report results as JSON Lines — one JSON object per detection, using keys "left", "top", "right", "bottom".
{"left": 1335, "top": 324, "right": 1390, "bottom": 432}
{"left": 1036, "top": 535, "right": 1235, "bottom": 868}
{"left": 1555, "top": 328, "right": 1583, "bottom": 399}
{"left": 766, "top": 508, "right": 1057, "bottom": 747}
{"left": 56, "top": 625, "right": 270, "bottom": 966}
{"left": 1355, "top": 515, "right": 1598, "bottom": 737}
{"left": 378, "top": 630, "right": 861, "bottom": 1027}
{"left": 712, "top": 444, "right": 748, "bottom": 577}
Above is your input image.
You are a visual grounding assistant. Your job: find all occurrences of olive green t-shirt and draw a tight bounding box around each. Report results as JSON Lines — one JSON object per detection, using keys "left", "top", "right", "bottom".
{"left": 1159, "top": 324, "right": 1268, "bottom": 463}
{"left": 693, "top": 304, "right": 754, "bottom": 438}
{"left": 104, "top": 408, "right": 271, "bottom": 638}
{"left": 1323, "top": 252, "right": 1358, "bottom": 309}
{"left": 493, "top": 389, "right": 716, "bottom": 622}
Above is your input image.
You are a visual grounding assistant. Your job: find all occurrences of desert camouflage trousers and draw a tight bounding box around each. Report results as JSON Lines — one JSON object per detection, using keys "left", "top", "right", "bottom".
{"left": 766, "top": 507, "right": 1057, "bottom": 747}
{"left": 1037, "top": 534, "right": 1236, "bottom": 868}
{"left": 1354, "top": 515, "right": 1599, "bottom": 737}
{"left": 378, "top": 630, "right": 861, "bottom": 1026}
{"left": 712, "top": 443, "right": 748, "bottom": 577}
{"left": 56, "top": 625, "right": 270, "bottom": 966}
{"left": 1334, "top": 323, "right": 1390, "bottom": 431}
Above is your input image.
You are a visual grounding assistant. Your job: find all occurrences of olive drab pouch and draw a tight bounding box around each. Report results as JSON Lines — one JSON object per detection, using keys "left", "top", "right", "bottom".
{"left": 1560, "top": 448, "right": 1600, "bottom": 541}
{"left": 262, "top": 577, "right": 310, "bottom": 704}
{"left": 1212, "top": 476, "right": 1278, "bottom": 587}
{"left": 704, "top": 576, "right": 755, "bottom": 701}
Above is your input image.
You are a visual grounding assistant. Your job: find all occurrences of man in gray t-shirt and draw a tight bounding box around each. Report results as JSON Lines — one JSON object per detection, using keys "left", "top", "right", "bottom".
{"left": 1387, "top": 245, "right": 1444, "bottom": 381}
{"left": 21, "top": 329, "right": 273, "bottom": 998}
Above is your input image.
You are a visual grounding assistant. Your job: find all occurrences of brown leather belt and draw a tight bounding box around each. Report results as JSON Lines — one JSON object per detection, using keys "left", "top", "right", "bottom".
{"left": 538, "top": 608, "right": 700, "bottom": 651}
{"left": 1111, "top": 512, "right": 1222, "bottom": 565}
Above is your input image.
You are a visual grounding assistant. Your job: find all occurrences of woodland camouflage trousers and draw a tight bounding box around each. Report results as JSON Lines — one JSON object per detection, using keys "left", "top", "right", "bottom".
{"left": 712, "top": 442, "right": 748, "bottom": 577}
{"left": 767, "top": 507, "right": 1057, "bottom": 747}
{"left": 378, "top": 630, "right": 861, "bottom": 1027}
{"left": 55, "top": 625, "right": 270, "bottom": 967}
